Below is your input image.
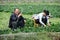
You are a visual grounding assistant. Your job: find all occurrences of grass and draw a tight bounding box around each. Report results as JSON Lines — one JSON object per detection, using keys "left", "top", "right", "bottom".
{"left": 0, "top": 4, "right": 60, "bottom": 17}
{"left": 0, "top": 12, "right": 10, "bottom": 30}
{"left": 0, "top": 3, "right": 60, "bottom": 34}
{"left": 0, "top": 2, "right": 60, "bottom": 40}
{"left": 0, "top": 3, "right": 60, "bottom": 5}
{"left": 0, "top": 12, "right": 60, "bottom": 28}
{"left": 0, "top": 32, "right": 53, "bottom": 40}
{"left": 0, "top": 12, "right": 60, "bottom": 33}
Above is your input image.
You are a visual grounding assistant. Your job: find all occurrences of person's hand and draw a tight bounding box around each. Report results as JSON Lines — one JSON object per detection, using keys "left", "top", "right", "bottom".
{"left": 24, "top": 20, "right": 26, "bottom": 23}
{"left": 47, "top": 24, "right": 51, "bottom": 26}
{"left": 44, "top": 25, "right": 46, "bottom": 27}
{"left": 18, "top": 14, "right": 22, "bottom": 17}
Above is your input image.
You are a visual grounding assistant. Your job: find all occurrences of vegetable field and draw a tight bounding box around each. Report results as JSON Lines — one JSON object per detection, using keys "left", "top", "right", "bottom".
{"left": 0, "top": 4, "right": 60, "bottom": 17}
{"left": 0, "top": 3, "right": 60, "bottom": 34}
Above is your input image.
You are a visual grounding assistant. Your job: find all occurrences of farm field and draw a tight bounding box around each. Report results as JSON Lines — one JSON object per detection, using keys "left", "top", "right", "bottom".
{"left": 0, "top": 11, "right": 60, "bottom": 34}
{"left": 0, "top": 3, "right": 60, "bottom": 34}
{"left": 0, "top": 12, "right": 60, "bottom": 40}
{"left": 0, "top": 1, "right": 60, "bottom": 40}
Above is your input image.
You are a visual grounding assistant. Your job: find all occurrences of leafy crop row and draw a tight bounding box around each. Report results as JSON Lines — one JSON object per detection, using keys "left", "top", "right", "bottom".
{"left": 0, "top": 5, "right": 60, "bottom": 17}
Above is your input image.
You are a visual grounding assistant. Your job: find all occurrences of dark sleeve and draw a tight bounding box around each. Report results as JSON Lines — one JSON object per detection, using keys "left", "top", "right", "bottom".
{"left": 18, "top": 16, "right": 25, "bottom": 21}
{"left": 11, "top": 15, "right": 18, "bottom": 21}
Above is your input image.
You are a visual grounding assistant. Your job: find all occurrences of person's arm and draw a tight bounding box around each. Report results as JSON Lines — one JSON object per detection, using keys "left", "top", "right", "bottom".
{"left": 47, "top": 18, "right": 50, "bottom": 26}
{"left": 18, "top": 13, "right": 22, "bottom": 18}
{"left": 47, "top": 19, "right": 49, "bottom": 24}
{"left": 39, "top": 15, "right": 46, "bottom": 26}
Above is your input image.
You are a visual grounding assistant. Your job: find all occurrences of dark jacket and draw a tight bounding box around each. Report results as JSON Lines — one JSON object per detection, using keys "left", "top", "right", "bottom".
{"left": 9, "top": 13, "right": 25, "bottom": 29}
{"left": 9, "top": 13, "right": 18, "bottom": 29}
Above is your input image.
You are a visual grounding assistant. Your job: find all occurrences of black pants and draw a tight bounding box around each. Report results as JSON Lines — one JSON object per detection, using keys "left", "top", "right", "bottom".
{"left": 9, "top": 16, "right": 25, "bottom": 30}
{"left": 17, "top": 20, "right": 25, "bottom": 28}
{"left": 10, "top": 20, "right": 25, "bottom": 30}
{"left": 12, "top": 22, "right": 17, "bottom": 29}
{"left": 35, "top": 18, "right": 47, "bottom": 25}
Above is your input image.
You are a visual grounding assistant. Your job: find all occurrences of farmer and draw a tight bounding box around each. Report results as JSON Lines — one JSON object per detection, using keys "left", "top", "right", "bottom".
{"left": 9, "top": 8, "right": 25, "bottom": 30}
{"left": 32, "top": 10, "right": 51, "bottom": 27}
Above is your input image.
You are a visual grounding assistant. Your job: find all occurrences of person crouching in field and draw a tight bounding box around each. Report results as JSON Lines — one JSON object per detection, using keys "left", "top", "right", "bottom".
{"left": 32, "top": 10, "right": 51, "bottom": 27}
{"left": 9, "top": 8, "right": 25, "bottom": 30}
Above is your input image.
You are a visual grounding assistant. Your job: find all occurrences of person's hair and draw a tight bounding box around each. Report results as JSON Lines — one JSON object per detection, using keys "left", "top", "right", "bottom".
{"left": 14, "top": 8, "right": 19, "bottom": 11}
{"left": 43, "top": 10, "right": 49, "bottom": 15}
